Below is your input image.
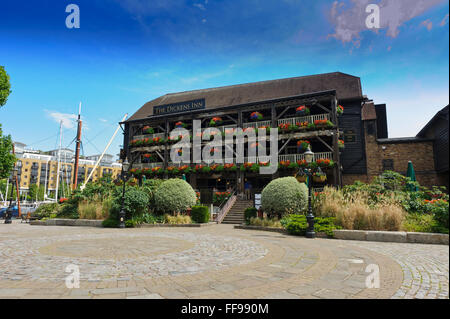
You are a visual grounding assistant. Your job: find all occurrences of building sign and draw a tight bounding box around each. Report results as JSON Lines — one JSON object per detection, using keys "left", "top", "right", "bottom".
{"left": 254, "top": 193, "right": 262, "bottom": 210}
{"left": 153, "top": 99, "right": 205, "bottom": 116}
{"left": 344, "top": 129, "right": 357, "bottom": 143}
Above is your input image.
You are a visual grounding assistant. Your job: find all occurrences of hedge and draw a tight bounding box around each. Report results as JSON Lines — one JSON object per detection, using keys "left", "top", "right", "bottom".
{"left": 191, "top": 205, "right": 210, "bottom": 223}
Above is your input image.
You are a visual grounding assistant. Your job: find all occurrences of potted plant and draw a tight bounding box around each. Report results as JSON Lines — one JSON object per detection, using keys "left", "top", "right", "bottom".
{"left": 312, "top": 171, "right": 327, "bottom": 183}
{"left": 250, "top": 112, "right": 263, "bottom": 121}
{"left": 295, "top": 173, "right": 307, "bottom": 183}
{"left": 209, "top": 117, "right": 223, "bottom": 126}
{"left": 142, "top": 126, "right": 155, "bottom": 135}
{"left": 297, "top": 140, "right": 310, "bottom": 152}
{"left": 175, "top": 121, "right": 187, "bottom": 129}
{"left": 296, "top": 105, "right": 310, "bottom": 116}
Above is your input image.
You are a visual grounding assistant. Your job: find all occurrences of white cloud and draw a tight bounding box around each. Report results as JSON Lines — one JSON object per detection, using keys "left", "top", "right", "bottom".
{"left": 193, "top": 3, "right": 206, "bottom": 11}
{"left": 45, "top": 110, "right": 78, "bottom": 129}
{"left": 99, "top": 118, "right": 108, "bottom": 123}
{"left": 329, "top": 0, "right": 444, "bottom": 45}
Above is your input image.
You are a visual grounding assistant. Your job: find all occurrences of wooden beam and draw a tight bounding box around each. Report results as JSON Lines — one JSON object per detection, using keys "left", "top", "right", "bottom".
{"left": 276, "top": 105, "right": 293, "bottom": 120}
{"left": 278, "top": 137, "right": 291, "bottom": 155}
{"left": 314, "top": 102, "right": 331, "bottom": 114}
{"left": 271, "top": 104, "right": 276, "bottom": 128}
{"left": 316, "top": 136, "right": 334, "bottom": 152}
{"left": 225, "top": 114, "right": 237, "bottom": 124}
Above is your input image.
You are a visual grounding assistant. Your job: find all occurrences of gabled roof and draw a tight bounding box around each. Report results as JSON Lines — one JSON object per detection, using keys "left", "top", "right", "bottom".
{"left": 126, "top": 72, "right": 363, "bottom": 122}
{"left": 417, "top": 105, "right": 449, "bottom": 137}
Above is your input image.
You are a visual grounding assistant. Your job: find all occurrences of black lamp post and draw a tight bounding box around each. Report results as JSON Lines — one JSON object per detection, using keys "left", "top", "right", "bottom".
{"left": 300, "top": 147, "right": 315, "bottom": 239}
{"left": 5, "top": 167, "right": 18, "bottom": 224}
{"left": 119, "top": 157, "right": 130, "bottom": 229}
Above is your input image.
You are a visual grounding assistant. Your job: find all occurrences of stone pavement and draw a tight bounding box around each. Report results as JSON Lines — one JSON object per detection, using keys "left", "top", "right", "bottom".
{"left": 0, "top": 223, "right": 447, "bottom": 299}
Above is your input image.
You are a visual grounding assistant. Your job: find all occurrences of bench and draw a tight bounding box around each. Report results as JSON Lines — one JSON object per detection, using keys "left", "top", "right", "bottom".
{"left": 21, "top": 213, "right": 39, "bottom": 223}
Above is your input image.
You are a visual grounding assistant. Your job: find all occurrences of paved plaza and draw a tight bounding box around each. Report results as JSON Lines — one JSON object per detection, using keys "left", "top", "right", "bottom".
{"left": 0, "top": 223, "right": 448, "bottom": 299}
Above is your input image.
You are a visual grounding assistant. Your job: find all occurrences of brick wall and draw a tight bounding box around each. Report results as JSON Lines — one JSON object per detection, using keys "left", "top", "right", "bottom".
{"left": 347, "top": 119, "right": 441, "bottom": 188}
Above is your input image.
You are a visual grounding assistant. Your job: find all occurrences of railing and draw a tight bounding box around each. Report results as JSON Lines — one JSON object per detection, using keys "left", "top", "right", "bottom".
{"left": 277, "top": 114, "right": 329, "bottom": 126}
{"left": 242, "top": 120, "right": 271, "bottom": 129}
{"left": 133, "top": 132, "right": 166, "bottom": 141}
{"left": 278, "top": 152, "right": 333, "bottom": 163}
{"left": 215, "top": 191, "right": 237, "bottom": 223}
{"left": 136, "top": 152, "right": 333, "bottom": 167}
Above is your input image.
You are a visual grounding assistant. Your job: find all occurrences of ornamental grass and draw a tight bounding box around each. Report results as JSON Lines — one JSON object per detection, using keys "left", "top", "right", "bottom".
{"left": 313, "top": 187, "right": 405, "bottom": 231}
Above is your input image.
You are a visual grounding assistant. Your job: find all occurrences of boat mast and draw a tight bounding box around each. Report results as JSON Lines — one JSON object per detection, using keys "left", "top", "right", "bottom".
{"left": 55, "top": 121, "right": 62, "bottom": 202}
{"left": 72, "top": 102, "right": 82, "bottom": 190}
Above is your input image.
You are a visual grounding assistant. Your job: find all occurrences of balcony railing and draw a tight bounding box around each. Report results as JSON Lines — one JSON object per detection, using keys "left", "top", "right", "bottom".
{"left": 132, "top": 114, "right": 332, "bottom": 141}
{"left": 134, "top": 152, "right": 333, "bottom": 169}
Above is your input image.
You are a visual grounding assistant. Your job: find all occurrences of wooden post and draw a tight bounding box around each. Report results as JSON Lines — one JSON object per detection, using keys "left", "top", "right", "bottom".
{"left": 163, "top": 118, "right": 169, "bottom": 179}
{"left": 331, "top": 96, "right": 342, "bottom": 187}
{"left": 72, "top": 104, "right": 82, "bottom": 190}
{"left": 12, "top": 144, "right": 21, "bottom": 217}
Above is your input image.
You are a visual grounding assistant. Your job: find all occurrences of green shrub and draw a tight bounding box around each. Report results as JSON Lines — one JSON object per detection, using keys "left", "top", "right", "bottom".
{"left": 261, "top": 177, "right": 308, "bottom": 217}
{"left": 102, "top": 217, "right": 119, "bottom": 228}
{"left": 154, "top": 179, "right": 196, "bottom": 214}
{"left": 58, "top": 203, "right": 78, "bottom": 219}
{"left": 244, "top": 207, "right": 258, "bottom": 224}
{"left": 283, "top": 214, "right": 340, "bottom": 237}
{"left": 34, "top": 203, "right": 59, "bottom": 219}
{"left": 191, "top": 205, "right": 210, "bottom": 223}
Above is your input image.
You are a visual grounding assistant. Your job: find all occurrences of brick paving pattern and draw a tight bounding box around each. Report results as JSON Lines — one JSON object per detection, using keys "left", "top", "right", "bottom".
{"left": 0, "top": 223, "right": 447, "bottom": 299}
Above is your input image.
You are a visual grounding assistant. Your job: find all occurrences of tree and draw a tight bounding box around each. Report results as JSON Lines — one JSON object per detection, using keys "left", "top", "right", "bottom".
{"left": 0, "top": 66, "right": 11, "bottom": 107}
{"left": 0, "top": 124, "right": 16, "bottom": 179}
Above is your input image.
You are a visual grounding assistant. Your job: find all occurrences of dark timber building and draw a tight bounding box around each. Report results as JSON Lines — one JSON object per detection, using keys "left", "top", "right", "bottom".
{"left": 122, "top": 72, "right": 448, "bottom": 201}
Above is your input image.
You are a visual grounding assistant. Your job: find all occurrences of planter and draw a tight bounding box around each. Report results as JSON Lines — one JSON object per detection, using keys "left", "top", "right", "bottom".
{"left": 250, "top": 112, "right": 263, "bottom": 121}
{"left": 296, "top": 175, "right": 307, "bottom": 183}
{"left": 313, "top": 175, "right": 327, "bottom": 183}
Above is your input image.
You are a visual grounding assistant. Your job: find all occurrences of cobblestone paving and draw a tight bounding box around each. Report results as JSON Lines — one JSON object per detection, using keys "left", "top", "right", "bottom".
{"left": 0, "top": 223, "right": 447, "bottom": 299}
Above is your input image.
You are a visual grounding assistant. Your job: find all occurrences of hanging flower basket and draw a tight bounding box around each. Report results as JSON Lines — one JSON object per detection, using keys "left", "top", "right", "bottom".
{"left": 175, "top": 121, "right": 187, "bottom": 129}
{"left": 250, "top": 112, "right": 263, "bottom": 121}
{"left": 338, "top": 139, "right": 345, "bottom": 149}
{"left": 337, "top": 105, "right": 344, "bottom": 116}
{"left": 177, "top": 148, "right": 183, "bottom": 156}
{"left": 142, "top": 126, "right": 155, "bottom": 135}
{"left": 297, "top": 140, "right": 310, "bottom": 152}
{"left": 295, "top": 174, "right": 307, "bottom": 183}
{"left": 142, "top": 153, "right": 156, "bottom": 163}
{"left": 296, "top": 105, "right": 310, "bottom": 116}
{"left": 209, "top": 117, "right": 223, "bottom": 126}
{"left": 312, "top": 173, "right": 327, "bottom": 183}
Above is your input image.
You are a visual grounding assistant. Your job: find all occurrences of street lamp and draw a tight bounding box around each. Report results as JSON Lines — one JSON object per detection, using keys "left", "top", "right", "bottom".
{"left": 119, "top": 157, "right": 130, "bottom": 229}
{"left": 299, "top": 147, "right": 315, "bottom": 239}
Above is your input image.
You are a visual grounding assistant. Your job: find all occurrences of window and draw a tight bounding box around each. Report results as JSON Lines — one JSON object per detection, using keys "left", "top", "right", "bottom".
{"left": 382, "top": 159, "right": 394, "bottom": 171}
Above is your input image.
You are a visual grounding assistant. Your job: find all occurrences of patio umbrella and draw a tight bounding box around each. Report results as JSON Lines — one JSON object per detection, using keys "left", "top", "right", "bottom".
{"left": 406, "top": 161, "right": 418, "bottom": 192}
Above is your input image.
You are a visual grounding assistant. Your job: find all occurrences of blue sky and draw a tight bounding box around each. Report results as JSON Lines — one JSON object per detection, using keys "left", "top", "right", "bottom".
{"left": 0, "top": 0, "right": 448, "bottom": 159}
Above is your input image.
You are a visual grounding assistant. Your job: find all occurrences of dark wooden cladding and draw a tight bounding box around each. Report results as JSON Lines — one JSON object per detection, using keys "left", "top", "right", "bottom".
{"left": 338, "top": 100, "right": 367, "bottom": 174}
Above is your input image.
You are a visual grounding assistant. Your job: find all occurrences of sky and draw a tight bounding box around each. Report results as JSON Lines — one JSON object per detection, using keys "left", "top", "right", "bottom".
{"left": 0, "top": 0, "right": 448, "bottom": 159}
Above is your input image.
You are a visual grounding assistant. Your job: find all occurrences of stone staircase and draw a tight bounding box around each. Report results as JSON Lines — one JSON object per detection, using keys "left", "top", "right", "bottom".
{"left": 221, "top": 199, "right": 254, "bottom": 224}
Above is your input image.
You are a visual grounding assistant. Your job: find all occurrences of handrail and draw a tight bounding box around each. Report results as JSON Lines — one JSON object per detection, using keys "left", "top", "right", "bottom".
{"left": 215, "top": 188, "right": 237, "bottom": 223}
